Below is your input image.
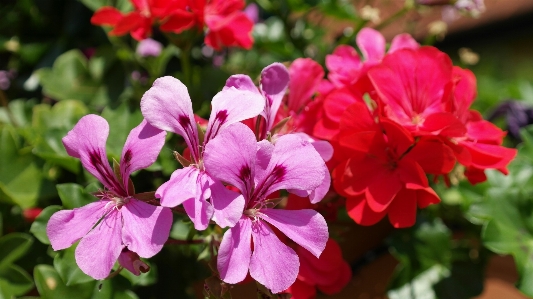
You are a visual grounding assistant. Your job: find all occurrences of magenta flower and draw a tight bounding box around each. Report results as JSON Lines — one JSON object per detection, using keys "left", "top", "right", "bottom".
{"left": 203, "top": 123, "right": 329, "bottom": 293}
{"left": 46, "top": 115, "right": 172, "bottom": 280}
{"left": 226, "top": 62, "right": 331, "bottom": 203}
{"left": 225, "top": 62, "right": 290, "bottom": 139}
{"left": 140, "top": 76, "right": 265, "bottom": 230}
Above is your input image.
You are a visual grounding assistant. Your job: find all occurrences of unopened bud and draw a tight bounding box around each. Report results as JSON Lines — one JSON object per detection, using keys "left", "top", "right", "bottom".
{"left": 118, "top": 250, "right": 150, "bottom": 276}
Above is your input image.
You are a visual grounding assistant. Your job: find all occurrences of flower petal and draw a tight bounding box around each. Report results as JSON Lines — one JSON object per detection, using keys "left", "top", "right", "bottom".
{"left": 260, "top": 63, "right": 290, "bottom": 130}
{"left": 62, "top": 115, "right": 123, "bottom": 194}
{"left": 356, "top": 27, "right": 385, "bottom": 62}
{"left": 346, "top": 195, "right": 386, "bottom": 226}
{"left": 157, "top": 167, "right": 200, "bottom": 208}
{"left": 249, "top": 221, "right": 299, "bottom": 294}
{"left": 204, "top": 86, "right": 265, "bottom": 144}
{"left": 121, "top": 199, "right": 173, "bottom": 258}
{"left": 389, "top": 33, "right": 419, "bottom": 53}
{"left": 288, "top": 58, "right": 324, "bottom": 112}
{"left": 210, "top": 180, "right": 245, "bottom": 228}
{"left": 182, "top": 172, "right": 214, "bottom": 230}
{"left": 218, "top": 217, "right": 253, "bottom": 284}
{"left": 91, "top": 7, "right": 123, "bottom": 26}
{"left": 259, "top": 208, "right": 328, "bottom": 258}
{"left": 47, "top": 200, "right": 108, "bottom": 251}
{"left": 255, "top": 134, "right": 325, "bottom": 199}
{"left": 224, "top": 74, "right": 259, "bottom": 94}
{"left": 204, "top": 122, "right": 257, "bottom": 199}
{"left": 75, "top": 209, "right": 124, "bottom": 280}
{"left": 120, "top": 119, "right": 166, "bottom": 190}
{"left": 141, "top": 76, "right": 200, "bottom": 162}
{"left": 387, "top": 188, "right": 418, "bottom": 228}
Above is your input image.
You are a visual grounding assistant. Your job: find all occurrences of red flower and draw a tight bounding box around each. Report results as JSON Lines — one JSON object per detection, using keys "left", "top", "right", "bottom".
{"left": 284, "top": 239, "right": 352, "bottom": 298}
{"left": 161, "top": 0, "right": 254, "bottom": 50}
{"left": 91, "top": 0, "right": 177, "bottom": 41}
{"left": 332, "top": 103, "right": 448, "bottom": 228}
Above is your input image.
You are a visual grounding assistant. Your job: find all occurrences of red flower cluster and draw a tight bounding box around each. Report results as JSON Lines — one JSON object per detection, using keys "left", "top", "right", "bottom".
{"left": 298, "top": 28, "right": 516, "bottom": 228}
{"left": 91, "top": 0, "right": 254, "bottom": 50}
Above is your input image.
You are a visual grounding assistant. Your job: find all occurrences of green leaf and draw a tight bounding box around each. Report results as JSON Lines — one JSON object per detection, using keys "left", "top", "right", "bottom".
{"left": 0, "top": 264, "right": 35, "bottom": 298}
{"left": 57, "top": 183, "right": 96, "bottom": 209}
{"left": 464, "top": 127, "right": 533, "bottom": 296}
{"left": 30, "top": 205, "right": 62, "bottom": 245}
{"left": 54, "top": 243, "right": 94, "bottom": 286}
{"left": 0, "top": 125, "right": 44, "bottom": 208}
{"left": 0, "top": 232, "right": 33, "bottom": 269}
{"left": 34, "top": 265, "right": 95, "bottom": 299}
{"left": 0, "top": 99, "right": 36, "bottom": 127}
{"left": 37, "top": 50, "right": 100, "bottom": 103}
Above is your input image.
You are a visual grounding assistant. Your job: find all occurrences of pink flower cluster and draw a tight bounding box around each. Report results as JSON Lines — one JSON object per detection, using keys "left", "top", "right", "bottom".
{"left": 47, "top": 63, "right": 338, "bottom": 294}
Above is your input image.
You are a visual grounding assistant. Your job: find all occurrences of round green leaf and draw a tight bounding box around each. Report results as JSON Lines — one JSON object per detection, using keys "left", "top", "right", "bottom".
{"left": 57, "top": 183, "right": 95, "bottom": 209}
{"left": 0, "top": 232, "right": 33, "bottom": 269}
{"left": 34, "top": 265, "right": 95, "bottom": 299}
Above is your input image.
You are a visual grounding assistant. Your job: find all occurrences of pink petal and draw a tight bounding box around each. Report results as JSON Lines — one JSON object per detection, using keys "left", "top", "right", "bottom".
{"left": 256, "top": 134, "right": 325, "bottom": 198}
{"left": 210, "top": 180, "right": 245, "bottom": 228}
{"left": 356, "top": 27, "right": 385, "bottom": 62}
{"left": 47, "top": 200, "right": 108, "bottom": 250}
{"left": 260, "top": 63, "right": 290, "bottom": 130}
{"left": 182, "top": 172, "right": 214, "bottom": 230}
{"left": 204, "top": 123, "right": 257, "bottom": 199}
{"left": 224, "top": 74, "right": 260, "bottom": 94}
{"left": 120, "top": 119, "right": 166, "bottom": 190}
{"left": 62, "top": 115, "right": 123, "bottom": 194}
{"left": 389, "top": 33, "right": 419, "bottom": 53}
{"left": 311, "top": 140, "right": 334, "bottom": 162}
{"left": 75, "top": 209, "right": 124, "bottom": 280}
{"left": 249, "top": 221, "right": 299, "bottom": 294}
{"left": 140, "top": 76, "right": 200, "bottom": 162}
{"left": 157, "top": 167, "right": 200, "bottom": 208}
{"left": 255, "top": 140, "right": 274, "bottom": 185}
{"left": 288, "top": 58, "right": 324, "bottom": 112}
{"left": 259, "top": 209, "right": 328, "bottom": 258}
{"left": 309, "top": 167, "right": 331, "bottom": 204}
{"left": 204, "top": 86, "right": 265, "bottom": 144}
{"left": 121, "top": 199, "right": 173, "bottom": 258}
{"left": 218, "top": 217, "right": 252, "bottom": 284}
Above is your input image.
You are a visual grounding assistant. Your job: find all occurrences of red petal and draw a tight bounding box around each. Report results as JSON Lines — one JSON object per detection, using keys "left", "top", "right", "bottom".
{"left": 159, "top": 11, "right": 196, "bottom": 33}
{"left": 91, "top": 7, "right": 123, "bottom": 26}
{"left": 109, "top": 12, "right": 143, "bottom": 36}
{"left": 365, "top": 167, "right": 403, "bottom": 213}
{"left": 405, "top": 137, "right": 456, "bottom": 174}
{"left": 387, "top": 188, "right": 417, "bottom": 228}
{"left": 285, "top": 278, "right": 316, "bottom": 299}
{"left": 421, "top": 112, "right": 466, "bottom": 137}
{"left": 316, "top": 262, "right": 352, "bottom": 295}
{"left": 346, "top": 195, "right": 386, "bottom": 226}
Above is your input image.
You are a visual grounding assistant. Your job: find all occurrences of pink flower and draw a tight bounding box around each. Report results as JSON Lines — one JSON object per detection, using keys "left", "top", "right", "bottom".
{"left": 46, "top": 115, "right": 172, "bottom": 280}
{"left": 226, "top": 62, "right": 331, "bottom": 203}
{"left": 140, "top": 76, "right": 265, "bottom": 230}
{"left": 203, "top": 123, "right": 329, "bottom": 293}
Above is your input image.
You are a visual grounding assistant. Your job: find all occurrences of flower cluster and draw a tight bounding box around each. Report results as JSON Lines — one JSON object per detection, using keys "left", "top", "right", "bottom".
{"left": 46, "top": 62, "right": 340, "bottom": 294}
{"left": 91, "top": 0, "right": 254, "bottom": 49}
{"left": 304, "top": 28, "right": 517, "bottom": 228}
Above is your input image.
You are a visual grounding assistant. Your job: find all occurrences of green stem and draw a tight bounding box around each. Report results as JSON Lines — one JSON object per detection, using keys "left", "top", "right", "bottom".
{"left": 180, "top": 46, "right": 192, "bottom": 88}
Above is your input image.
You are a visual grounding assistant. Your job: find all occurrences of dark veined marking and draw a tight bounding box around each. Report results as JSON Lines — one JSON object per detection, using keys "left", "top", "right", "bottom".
{"left": 123, "top": 149, "right": 133, "bottom": 164}
{"left": 215, "top": 110, "right": 228, "bottom": 124}
{"left": 239, "top": 165, "right": 252, "bottom": 181}
{"left": 178, "top": 114, "right": 191, "bottom": 127}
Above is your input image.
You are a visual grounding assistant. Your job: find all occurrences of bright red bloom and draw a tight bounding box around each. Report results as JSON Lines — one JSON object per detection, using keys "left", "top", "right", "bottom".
{"left": 315, "top": 30, "right": 419, "bottom": 141}
{"left": 447, "top": 67, "right": 517, "bottom": 184}
{"left": 332, "top": 103, "right": 449, "bottom": 228}
{"left": 91, "top": 0, "right": 177, "bottom": 41}
{"left": 284, "top": 239, "right": 352, "bottom": 298}
{"left": 161, "top": 0, "right": 254, "bottom": 50}
{"left": 368, "top": 46, "right": 466, "bottom": 137}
